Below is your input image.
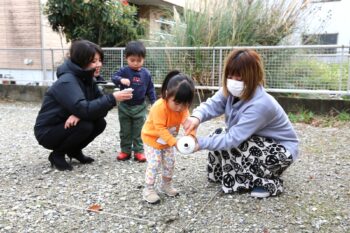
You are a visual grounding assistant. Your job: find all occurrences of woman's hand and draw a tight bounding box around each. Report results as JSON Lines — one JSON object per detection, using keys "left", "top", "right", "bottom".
{"left": 191, "top": 135, "right": 200, "bottom": 152}
{"left": 113, "top": 89, "right": 133, "bottom": 102}
{"left": 183, "top": 116, "right": 200, "bottom": 135}
{"left": 64, "top": 115, "right": 80, "bottom": 129}
{"left": 194, "top": 141, "right": 200, "bottom": 152}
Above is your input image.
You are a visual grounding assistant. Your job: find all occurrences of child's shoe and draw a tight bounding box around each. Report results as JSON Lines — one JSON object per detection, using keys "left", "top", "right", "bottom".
{"left": 116, "top": 152, "right": 131, "bottom": 161}
{"left": 143, "top": 187, "right": 160, "bottom": 204}
{"left": 159, "top": 182, "right": 179, "bottom": 197}
{"left": 134, "top": 152, "right": 146, "bottom": 162}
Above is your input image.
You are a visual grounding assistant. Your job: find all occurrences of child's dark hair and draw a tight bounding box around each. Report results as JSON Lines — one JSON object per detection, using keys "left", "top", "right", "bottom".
{"left": 161, "top": 70, "right": 195, "bottom": 106}
{"left": 125, "top": 41, "right": 146, "bottom": 58}
{"left": 70, "top": 39, "right": 104, "bottom": 68}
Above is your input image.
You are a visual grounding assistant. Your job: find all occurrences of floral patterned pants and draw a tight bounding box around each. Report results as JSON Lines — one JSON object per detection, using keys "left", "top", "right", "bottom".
{"left": 144, "top": 143, "right": 176, "bottom": 186}
{"left": 207, "top": 128, "right": 293, "bottom": 196}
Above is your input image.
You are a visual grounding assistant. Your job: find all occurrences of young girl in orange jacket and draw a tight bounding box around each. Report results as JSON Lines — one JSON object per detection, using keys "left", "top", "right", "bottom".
{"left": 141, "top": 70, "right": 196, "bottom": 204}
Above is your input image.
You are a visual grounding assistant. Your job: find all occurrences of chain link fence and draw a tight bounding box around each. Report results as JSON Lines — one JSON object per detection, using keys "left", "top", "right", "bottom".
{"left": 0, "top": 45, "right": 349, "bottom": 95}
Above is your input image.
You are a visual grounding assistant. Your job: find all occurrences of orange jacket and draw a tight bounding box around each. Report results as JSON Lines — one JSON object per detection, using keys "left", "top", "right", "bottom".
{"left": 141, "top": 98, "right": 195, "bottom": 149}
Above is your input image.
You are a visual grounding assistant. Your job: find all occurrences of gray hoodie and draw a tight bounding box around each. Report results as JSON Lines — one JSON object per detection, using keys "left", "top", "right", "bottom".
{"left": 192, "top": 85, "right": 299, "bottom": 161}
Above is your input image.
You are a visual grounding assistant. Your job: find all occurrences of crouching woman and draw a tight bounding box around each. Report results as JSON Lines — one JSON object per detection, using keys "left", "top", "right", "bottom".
{"left": 34, "top": 39, "right": 132, "bottom": 171}
{"left": 184, "top": 49, "right": 299, "bottom": 198}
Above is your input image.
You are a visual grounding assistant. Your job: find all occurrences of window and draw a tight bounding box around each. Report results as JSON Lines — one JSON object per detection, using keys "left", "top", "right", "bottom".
{"left": 155, "top": 18, "right": 175, "bottom": 33}
{"left": 302, "top": 33, "right": 338, "bottom": 53}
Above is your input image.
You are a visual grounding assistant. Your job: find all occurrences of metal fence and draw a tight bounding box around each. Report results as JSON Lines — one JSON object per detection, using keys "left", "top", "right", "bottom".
{"left": 0, "top": 45, "right": 349, "bottom": 95}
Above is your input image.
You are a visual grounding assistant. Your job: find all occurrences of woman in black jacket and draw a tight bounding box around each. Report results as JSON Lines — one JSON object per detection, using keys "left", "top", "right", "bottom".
{"left": 34, "top": 39, "right": 132, "bottom": 171}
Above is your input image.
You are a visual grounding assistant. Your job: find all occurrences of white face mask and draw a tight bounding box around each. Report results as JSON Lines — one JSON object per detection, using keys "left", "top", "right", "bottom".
{"left": 227, "top": 79, "right": 244, "bottom": 97}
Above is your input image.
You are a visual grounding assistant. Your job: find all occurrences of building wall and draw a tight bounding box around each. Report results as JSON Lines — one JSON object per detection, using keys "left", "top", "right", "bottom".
{"left": 0, "top": 0, "right": 68, "bottom": 72}
{"left": 0, "top": 0, "right": 184, "bottom": 82}
{"left": 297, "top": 0, "right": 350, "bottom": 46}
{"left": 163, "top": 0, "right": 185, "bottom": 7}
{"left": 41, "top": 0, "right": 70, "bottom": 50}
{"left": 311, "top": 0, "right": 350, "bottom": 45}
{"left": 136, "top": 4, "right": 174, "bottom": 41}
{"left": 0, "top": 0, "right": 41, "bottom": 70}
{"left": 0, "top": 0, "right": 41, "bottom": 48}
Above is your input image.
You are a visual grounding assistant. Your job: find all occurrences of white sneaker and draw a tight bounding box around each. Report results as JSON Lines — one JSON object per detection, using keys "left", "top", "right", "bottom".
{"left": 250, "top": 186, "right": 270, "bottom": 198}
{"left": 159, "top": 183, "right": 179, "bottom": 197}
{"left": 143, "top": 188, "right": 160, "bottom": 204}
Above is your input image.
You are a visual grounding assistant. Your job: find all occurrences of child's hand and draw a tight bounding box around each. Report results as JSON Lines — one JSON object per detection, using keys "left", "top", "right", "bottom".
{"left": 120, "top": 78, "right": 130, "bottom": 86}
{"left": 147, "top": 105, "right": 152, "bottom": 112}
{"left": 183, "top": 117, "right": 200, "bottom": 135}
{"left": 169, "top": 127, "right": 178, "bottom": 137}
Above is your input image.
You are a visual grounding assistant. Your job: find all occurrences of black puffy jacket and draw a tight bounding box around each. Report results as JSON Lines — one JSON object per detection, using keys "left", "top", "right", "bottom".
{"left": 34, "top": 59, "right": 116, "bottom": 142}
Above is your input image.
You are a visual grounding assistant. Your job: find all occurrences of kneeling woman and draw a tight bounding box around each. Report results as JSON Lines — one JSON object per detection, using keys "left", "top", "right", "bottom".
{"left": 34, "top": 39, "right": 132, "bottom": 171}
{"left": 184, "top": 49, "right": 299, "bottom": 198}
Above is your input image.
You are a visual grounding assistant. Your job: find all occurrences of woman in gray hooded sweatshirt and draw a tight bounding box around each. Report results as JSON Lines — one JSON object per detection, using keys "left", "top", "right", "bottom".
{"left": 183, "top": 49, "right": 299, "bottom": 198}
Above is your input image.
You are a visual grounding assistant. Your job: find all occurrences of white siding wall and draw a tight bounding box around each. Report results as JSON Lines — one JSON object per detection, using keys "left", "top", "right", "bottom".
{"left": 304, "top": 0, "right": 350, "bottom": 45}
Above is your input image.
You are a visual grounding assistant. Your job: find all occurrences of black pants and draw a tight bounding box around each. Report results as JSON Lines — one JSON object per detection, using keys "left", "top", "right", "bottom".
{"left": 38, "top": 118, "right": 106, "bottom": 154}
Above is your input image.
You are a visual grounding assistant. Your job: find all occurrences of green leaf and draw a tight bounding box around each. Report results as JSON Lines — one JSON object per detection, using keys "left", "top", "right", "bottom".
{"left": 44, "top": 0, "right": 144, "bottom": 46}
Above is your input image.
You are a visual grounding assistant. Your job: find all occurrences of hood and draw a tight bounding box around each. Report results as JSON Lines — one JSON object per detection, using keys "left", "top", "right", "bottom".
{"left": 56, "top": 59, "right": 95, "bottom": 81}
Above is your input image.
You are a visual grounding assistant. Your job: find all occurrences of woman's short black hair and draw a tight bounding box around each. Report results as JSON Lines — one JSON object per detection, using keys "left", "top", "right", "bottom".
{"left": 125, "top": 41, "right": 146, "bottom": 58}
{"left": 161, "top": 70, "right": 195, "bottom": 106}
{"left": 69, "top": 39, "right": 104, "bottom": 68}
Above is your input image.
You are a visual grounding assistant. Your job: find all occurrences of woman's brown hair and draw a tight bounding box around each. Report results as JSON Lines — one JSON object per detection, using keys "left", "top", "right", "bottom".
{"left": 222, "top": 49, "right": 265, "bottom": 100}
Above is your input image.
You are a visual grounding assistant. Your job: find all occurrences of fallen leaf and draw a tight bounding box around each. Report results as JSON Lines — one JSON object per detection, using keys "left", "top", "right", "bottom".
{"left": 311, "top": 119, "right": 321, "bottom": 127}
{"left": 87, "top": 203, "right": 102, "bottom": 213}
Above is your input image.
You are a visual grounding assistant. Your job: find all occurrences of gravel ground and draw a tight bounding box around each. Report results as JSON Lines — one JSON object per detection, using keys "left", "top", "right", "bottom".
{"left": 0, "top": 101, "right": 349, "bottom": 233}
